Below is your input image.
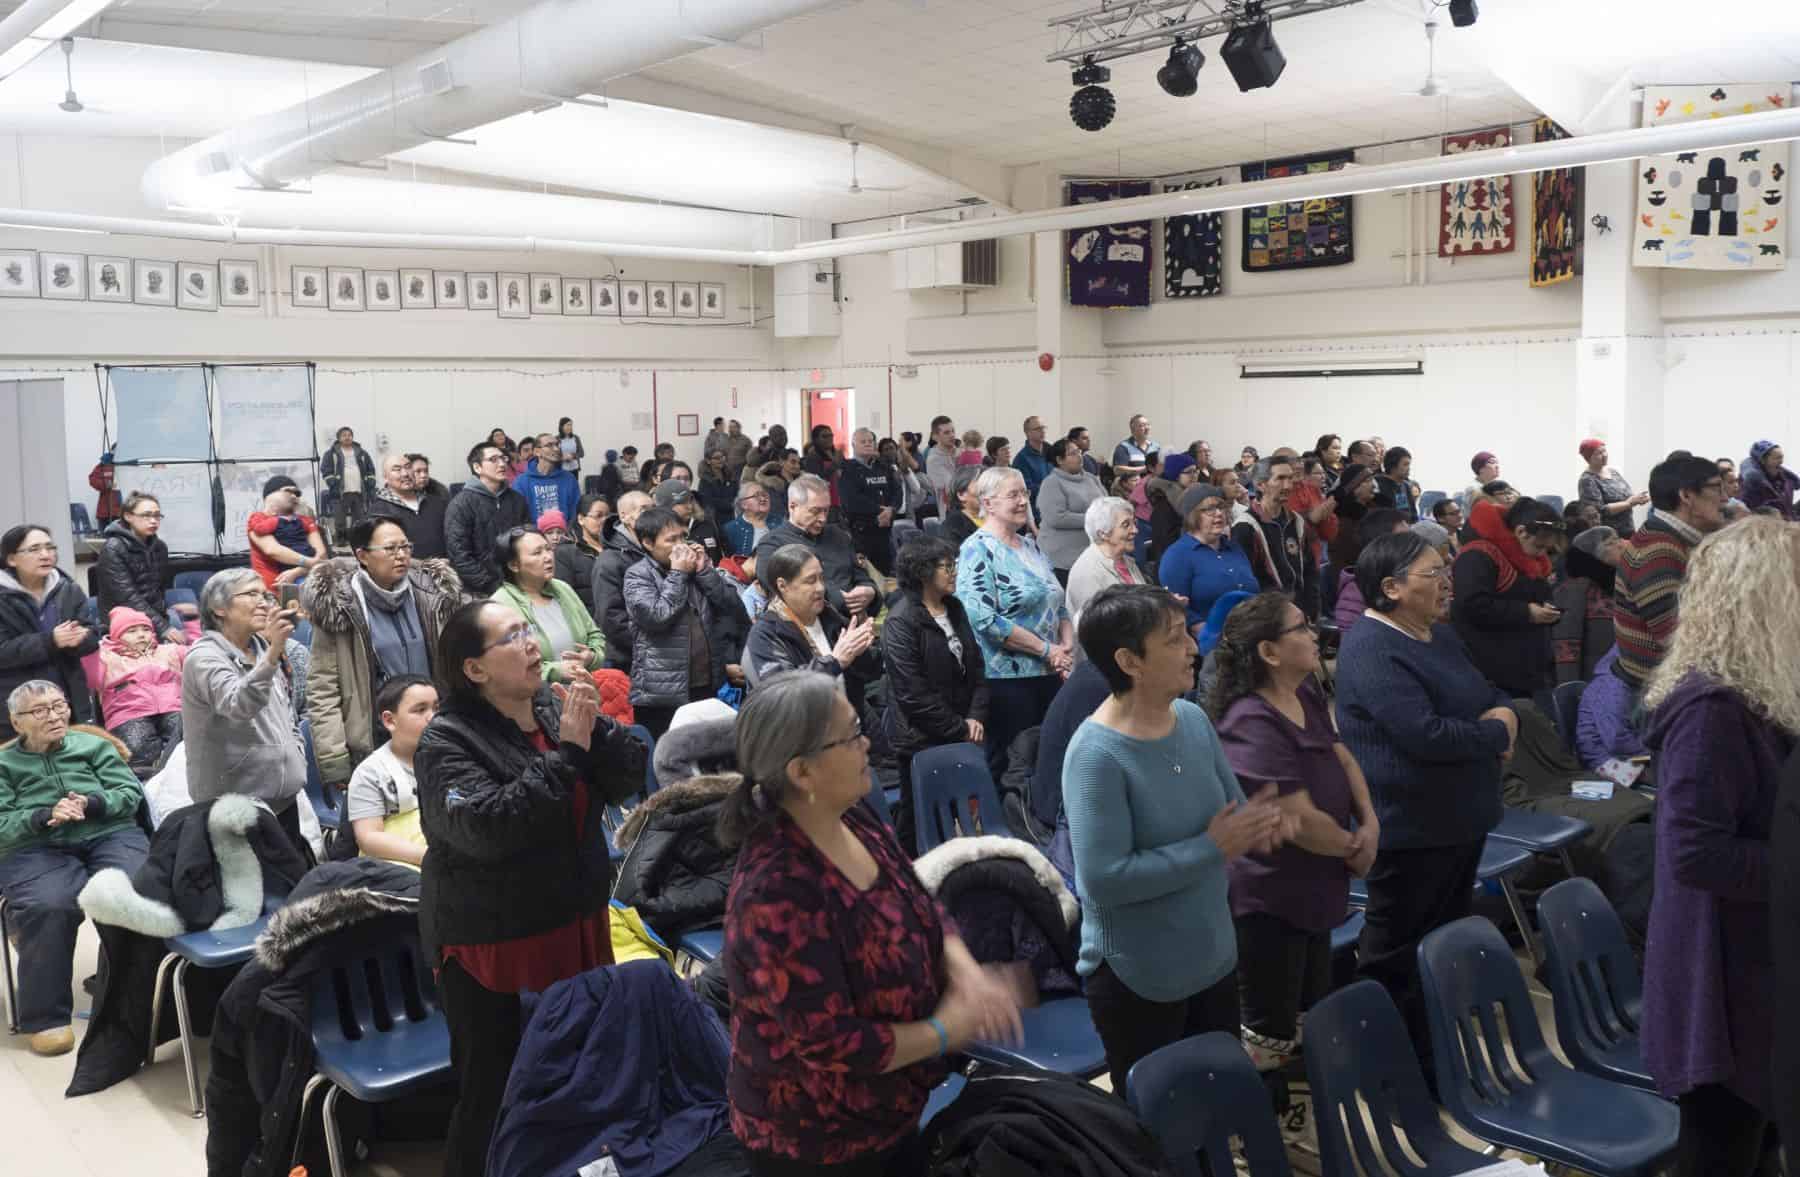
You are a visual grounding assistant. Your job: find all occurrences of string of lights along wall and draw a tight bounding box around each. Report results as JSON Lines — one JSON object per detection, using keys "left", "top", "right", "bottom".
{"left": 1049, "top": 0, "right": 1478, "bottom": 131}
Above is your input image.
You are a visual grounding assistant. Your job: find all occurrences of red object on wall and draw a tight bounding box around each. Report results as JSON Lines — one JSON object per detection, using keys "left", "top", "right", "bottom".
{"left": 1038, "top": 352, "right": 1055, "bottom": 372}
{"left": 805, "top": 388, "right": 852, "bottom": 453}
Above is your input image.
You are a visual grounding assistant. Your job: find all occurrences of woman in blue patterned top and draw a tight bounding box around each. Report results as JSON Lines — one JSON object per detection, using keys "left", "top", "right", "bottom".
{"left": 955, "top": 466, "right": 1073, "bottom": 782}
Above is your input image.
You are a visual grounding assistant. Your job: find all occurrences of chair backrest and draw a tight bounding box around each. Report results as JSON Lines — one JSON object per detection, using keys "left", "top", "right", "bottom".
{"left": 626, "top": 724, "right": 658, "bottom": 796}
{"left": 922, "top": 516, "right": 944, "bottom": 538}
{"left": 300, "top": 718, "right": 341, "bottom": 826}
{"left": 1417, "top": 916, "right": 1559, "bottom": 1116}
{"left": 1304, "top": 980, "right": 1476, "bottom": 1177}
{"left": 1536, "top": 494, "right": 1566, "bottom": 514}
{"left": 1418, "top": 490, "right": 1448, "bottom": 519}
{"left": 1127, "top": 1032, "right": 1293, "bottom": 1177}
{"left": 309, "top": 920, "right": 439, "bottom": 1051}
{"left": 1536, "top": 878, "right": 1643, "bottom": 1066}
{"left": 911, "top": 741, "right": 1012, "bottom": 853}
{"left": 164, "top": 587, "right": 200, "bottom": 610}
{"left": 1551, "top": 680, "right": 1586, "bottom": 749}
{"left": 173, "top": 570, "right": 214, "bottom": 598}
{"left": 890, "top": 519, "right": 921, "bottom": 563}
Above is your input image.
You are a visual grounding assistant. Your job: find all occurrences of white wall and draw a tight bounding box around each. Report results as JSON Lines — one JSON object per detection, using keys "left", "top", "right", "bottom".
{"left": 0, "top": 380, "right": 74, "bottom": 564}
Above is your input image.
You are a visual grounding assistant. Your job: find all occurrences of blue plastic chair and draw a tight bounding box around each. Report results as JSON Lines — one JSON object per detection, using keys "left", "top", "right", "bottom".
{"left": 890, "top": 519, "right": 921, "bottom": 566}
{"left": 300, "top": 718, "right": 341, "bottom": 830}
{"left": 1536, "top": 878, "right": 1654, "bottom": 1091}
{"left": 1417, "top": 917, "right": 1678, "bottom": 1176}
{"left": 910, "top": 742, "right": 1013, "bottom": 853}
{"left": 1488, "top": 807, "right": 1589, "bottom": 878}
{"left": 1551, "top": 679, "right": 1586, "bottom": 750}
{"left": 1537, "top": 494, "right": 1566, "bottom": 514}
{"left": 0, "top": 896, "right": 17, "bottom": 1034}
{"left": 294, "top": 925, "right": 454, "bottom": 1177}
{"left": 1350, "top": 837, "right": 1540, "bottom": 965}
{"left": 963, "top": 996, "right": 1107, "bottom": 1079}
{"left": 675, "top": 928, "right": 723, "bottom": 972}
{"left": 1330, "top": 909, "right": 1364, "bottom": 958}
{"left": 148, "top": 907, "right": 276, "bottom": 1116}
{"left": 1304, "top": 980, "right": 1495, "bottom": 1177}
{"left": 173, "top": 570, "right": 214, "bottom": 597}
{"left": 1417, "top": 490, "right": 1448, "bottom": 520}
{"left": 922, "top": 516, "right": 944, "bottom": 539}
{"left": 1126, "top": 1032, "right": 1293, "bottom": 1177}
{"left": 921, "top": 1071, "right": 965, "bottom": 1127}
{"left": 627, "top": 723, "right": 657, "bottom": 796}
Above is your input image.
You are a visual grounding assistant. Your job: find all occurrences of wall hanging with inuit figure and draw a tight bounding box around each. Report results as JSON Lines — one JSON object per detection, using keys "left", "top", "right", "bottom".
{"left": 1530, "top": 118, "right": 1583, "bottom": 286}
{"left": 1066, "top": 180, "right": 1153, "bottom": 307}
{"left": 1635, "top": 83, "right": 1790, "bottom": 271}
{"left": 1163, "top": 173, "right": 1227, "bottom": 299}
{"left": 1439, "top": 128, "right": 1515, "bottom": 256}
{"left": 1241, "top": 150, "right": 1354, "bottom": 271}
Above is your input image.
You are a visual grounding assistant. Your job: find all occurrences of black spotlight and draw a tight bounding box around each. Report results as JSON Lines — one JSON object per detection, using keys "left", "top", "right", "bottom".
{"left": 1220, "top": 3, "right": 1286, "bottom": 92}
{"left": 1157, "top": 40, "right": 1204, "bottom": 97}
{"left": 1070, "top": 58, "right": 1115, "bottom": 132}
{"left": 1449, "top": 0, "right": 1478, "bottom": 26}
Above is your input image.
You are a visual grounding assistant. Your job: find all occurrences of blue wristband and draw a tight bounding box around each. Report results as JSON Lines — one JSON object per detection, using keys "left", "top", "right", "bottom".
{"left": 926, "top": 1016, "right": 949, "bottom": 1058}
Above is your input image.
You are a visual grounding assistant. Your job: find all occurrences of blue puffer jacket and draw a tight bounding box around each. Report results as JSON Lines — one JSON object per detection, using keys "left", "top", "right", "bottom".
{"left": 486, "top": 959, "right": 733, "bottom": 1177}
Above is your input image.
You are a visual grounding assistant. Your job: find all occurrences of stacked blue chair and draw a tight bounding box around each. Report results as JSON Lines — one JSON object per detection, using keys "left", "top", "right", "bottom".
{"left": 910, "top": 742, "right": 1013, "bottom": 854}
{"left": 173, "top": 570, "right": 214, "bottom": 598}
{"left": 148, "top": 905, "right": 277, "bottom": 1116}
{"left": 1536, "top": 877, "right": 1654, "bottom": 1091}
{"left": 1537, "top": 494, "right": 1566, "bottom": 513}
{"left": 890, "top": 519, "right": 921, "bottom": 566}
{"left": 1127, "top": 1032, "right": 1293, "bottom": 1177}
{"left": 921, "top": 516, "right": 943, "bottom": 539}
{"left": 1417, "top": 916, "right": 1678, "bottom": 1175}
{"left": 1304, "top": 980, "right": 1495, "bottom": 1177}
{"left": 1550, "top": 679, "right": 1587, "bottom": 750}
{"left": 1417, "top": 490, "right": 1448, "bottom": 520}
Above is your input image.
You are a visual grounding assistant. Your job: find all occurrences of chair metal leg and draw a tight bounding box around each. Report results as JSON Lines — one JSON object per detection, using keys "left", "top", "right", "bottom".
{"left": 322, "top": 1083, "right": 348, "bottom": 1177}
{"left": 290, "top": 1072, "right": 329, "bottom": 1171}
{"left": 147, "top": 951, "right": 179, "bottom": 1064}
{"left": 170, "top": 958, "right": 204, "bottom": 1117}
{"left": 1556, "top": 848, "right": 1577, "bottom": 877}
{"left": 1498, "top": 878, "right": 1541, "bottom": 969}
{"left": 0, "top": 899, "right": 18, "bottom": 1035}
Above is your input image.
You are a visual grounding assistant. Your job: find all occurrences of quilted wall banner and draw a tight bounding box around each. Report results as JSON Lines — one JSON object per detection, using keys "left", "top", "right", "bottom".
{"left": 1439, "top": 128, "right": 1515, "bottom": 256}
{"left": 1634, "top": 83, "right": 1790, "bottom": 270}
{"left": 1066, "top": 180, "right": 1154, "bottom": 307}
{"left": 1163, "top": 173, "right": 1227, "bottom": 299}
{"left": 1530, "top": 117, "right": 1583, "bottom": 286}
{"left": 1241, "top": 151, "right": 1354, "bottom": 272}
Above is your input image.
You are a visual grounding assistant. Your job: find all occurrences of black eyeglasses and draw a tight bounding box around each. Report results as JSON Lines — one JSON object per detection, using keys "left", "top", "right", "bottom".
{"left": 1280, "top": 618, "right": 1317, "bottom": 637}
{"left": 818, "top": 718, "right": 865, "bottom": 753}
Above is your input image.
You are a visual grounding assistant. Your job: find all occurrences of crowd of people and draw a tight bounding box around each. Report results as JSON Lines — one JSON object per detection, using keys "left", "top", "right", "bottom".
{"left": 4, "top": 407, "right": 1799, "bottom": 1177}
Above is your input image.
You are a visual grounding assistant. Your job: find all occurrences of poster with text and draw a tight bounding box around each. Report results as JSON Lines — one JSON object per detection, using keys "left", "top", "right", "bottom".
{"left": 1530, "top": 117, "right": 1583, "bottom": 286}
{"left": 1241, "top": 150, "right": 1354, "bottom": 271}
{"left": 1163, "top": 172, "right": 1227, "bottom": 299}
{"left": 219, "top": 460, "right": 318, "bottom": 552}
{"left": 1439, "top": 128, "right": 1515, "bottom": 256}
{"left": 214, "top": 365, "right": 316, "bottom": 460}
{"left": 109, "top": 366, "right": 211, "bottom": 464}
{"left": 1634, "top": 83, "right": 1790, "bottom": 270}
{"left": 113, "top": 464, "right": 216, "bottom": 555}
{"left": 1066, "top": 180, "right": 1153, "bottom": 307}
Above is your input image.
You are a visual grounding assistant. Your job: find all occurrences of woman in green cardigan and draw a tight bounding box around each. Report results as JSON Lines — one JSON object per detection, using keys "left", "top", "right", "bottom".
{"left": 490, "top": 527, "right": 607, "bottom": 682}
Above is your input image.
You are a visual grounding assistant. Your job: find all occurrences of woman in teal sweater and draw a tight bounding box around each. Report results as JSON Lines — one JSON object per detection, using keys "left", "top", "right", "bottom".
{"left": 489, "top": 527, "right": 607, "bottom": 683}
{"left": 1064, "top": 584, "right": 1290, "bottom": 1092}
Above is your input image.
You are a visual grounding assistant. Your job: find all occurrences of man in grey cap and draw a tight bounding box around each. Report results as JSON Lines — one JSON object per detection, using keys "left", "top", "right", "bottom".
{"left": 654, "top": 479, "right": 724, "bottom": 564}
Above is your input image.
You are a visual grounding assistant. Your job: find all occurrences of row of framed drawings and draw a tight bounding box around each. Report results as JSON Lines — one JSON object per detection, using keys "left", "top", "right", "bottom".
{"left": 0, "top": 250, "right": 253, "bottom": 309}
{"left": 293, "top": 268, "right": 728, "bottom": 318}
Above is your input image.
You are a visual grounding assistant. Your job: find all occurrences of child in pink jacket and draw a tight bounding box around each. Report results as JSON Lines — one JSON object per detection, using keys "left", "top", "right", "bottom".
{"left": 89, "top": 607, "right": 186, "bottom": 778}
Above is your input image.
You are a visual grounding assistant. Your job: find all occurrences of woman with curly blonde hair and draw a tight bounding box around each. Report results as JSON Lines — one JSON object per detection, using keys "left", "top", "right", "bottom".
{"left": 1641, "top": 514, "right": 1799, "bottom": 1177}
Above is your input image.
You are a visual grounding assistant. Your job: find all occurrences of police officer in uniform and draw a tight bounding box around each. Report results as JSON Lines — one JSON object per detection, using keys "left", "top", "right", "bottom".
{"left": 840, "top": 428, "right": 904, "bottom": 576}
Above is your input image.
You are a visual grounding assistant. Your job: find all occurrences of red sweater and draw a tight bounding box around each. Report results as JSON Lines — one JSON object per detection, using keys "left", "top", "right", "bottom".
{"left": 1612, "top": 514, "right": 1699, "bottom": 691}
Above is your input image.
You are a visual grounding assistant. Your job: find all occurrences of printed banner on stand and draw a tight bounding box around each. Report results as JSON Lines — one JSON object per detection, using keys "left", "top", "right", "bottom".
{"left": 1163, "top": 173, "right": 1227, "bottom": 299}
{"left": 1439, "top": 128, "right": 1515, "bottom": 256}
{"left": 213, "top": 365, "right": 317, "bottom": 460}
{"left": 1530, "top": 118, "right": 1583, "bottom": 286}
{"left": 108, "top": 366, "right": 212, "bottom": 464}
{"left": 1241, "top": 150, "right": 1354, "bottom": 272}
{"left": 1634, "top": 83, "right": 1790, "bottom": 270}
{"left": 1066, "top": 180, "right": 1153, "bottom": 307}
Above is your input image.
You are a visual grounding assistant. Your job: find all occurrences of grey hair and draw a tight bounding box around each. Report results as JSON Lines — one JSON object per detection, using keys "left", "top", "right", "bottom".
{"left": 974, "top": 466, "right": 1024, "bottom": 508}
{"left": 1085, "top": 496, "right": 1135, "bottom": 543}
{"left": 736, "top": 479, "right": 768, "bottom": 505}
{"left": 788, "top": 472, "right": 831, "bottom": 508}
{"left": 7, "top": 679, "right": 64, "bottom": 716}
{"left": 852, "top": 427, "right": 876, "bottom": 444}
{"left": 718, "top": 671, "right": 844, "bottom": 845}
{"left": 200, "top": 567, "right": 264, "bottom": 630}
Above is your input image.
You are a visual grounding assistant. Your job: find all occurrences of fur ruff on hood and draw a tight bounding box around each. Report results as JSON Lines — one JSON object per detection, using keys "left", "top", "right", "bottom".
{"left": 652, "top": 715, "right": 738, "bottom": 788}
{"left": 77, "top": 793, "right": 267, "bottom": 937}
{"left": 253, "top": 885, "right": 420, "bottom": 973}
{"left": 616, "top": 772, "right": 739, "bottom": 847}
{"left": 1, "top": 723, "right": 132, "bottom": 761}
{"left": 302, "top": 554, "right": 461, "bottom": 635}
{"left": 910, "top": 835, "right": 1080, "bottom": 929}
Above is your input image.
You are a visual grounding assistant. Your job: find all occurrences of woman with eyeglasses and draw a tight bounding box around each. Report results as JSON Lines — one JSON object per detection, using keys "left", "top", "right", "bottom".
{"left": 95, "top": 491, "right": 183, "bottom": 645}
{"left": 301, "top": 517, "right": 461, "bottom": 791}
{"left": 1334, "top": 531, "right": 1517, "bottom": 1064}
{"left": 553, "top": 494, "right": 610, "bottom": 601}
{"left": 491, "top": 527, "right": 607, "bottom": 686}
{"left": 1450, "top": 497, "right": 1565, "bottom": 698}
{"left": 417, "top": 600, "right": 645, "bottom": 1177}
{"left": 1207, "top": 592, "right": 1379, "bottom": 1071}
{"left": 719, "top": 671, "right": 1021, "bottom": 1176}
{"left": 744, "top": 543, "right": 877, "bottom": 706}
{"left": 0, "top": 525, "right": 99, "bottom": 742}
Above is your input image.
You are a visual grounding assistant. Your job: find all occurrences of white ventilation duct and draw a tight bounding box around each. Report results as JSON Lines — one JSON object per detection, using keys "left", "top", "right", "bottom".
{"left": 140, "top": 0, "right": 845, "bottom": 211}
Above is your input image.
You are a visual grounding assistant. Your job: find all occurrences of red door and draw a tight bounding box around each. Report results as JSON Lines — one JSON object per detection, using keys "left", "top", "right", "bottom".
{"left": 804, "top": 388, "right": 852, "bottom": 454}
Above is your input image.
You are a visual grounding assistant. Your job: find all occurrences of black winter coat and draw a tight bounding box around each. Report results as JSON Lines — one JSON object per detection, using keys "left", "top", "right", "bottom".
{"left": 592, "top": 528, "right": 647, "bottom": 671}
{"left": 554, "top": 536, "right": 601, "bottom": 602}
{"left": 611, "top": 773, "right": 738, "bottom": 936}
{"left": 742, "top": 604, "right": 879, "bottom": 716}
{"left": 442, "top": 478, "right": 531, "bottom": 596}
{"left": 881, "top": 590, "right": 988, "bottom": 757}
{"left": 0, "top": 569, "right": 99, "bottom": 738}
{"left": 622, "top": 559, "right": 746, "bottom": 708}
{"left": 924, "top": 1071, "right": 1172, "bottom": 1177}
{"left": 1450, "top": 543, "right": 1555, "bottom": 697}
{"left": 752, "top": 521, "right": 883, "bottom": 617}
{"left": 95, "top": 521, "right": 175, "bottom": 639}
{"left": 414, "top": 686, "right": 644, "bottom": 954}
{"left": 366, "top": 488, "right": 450, "bottom": 560}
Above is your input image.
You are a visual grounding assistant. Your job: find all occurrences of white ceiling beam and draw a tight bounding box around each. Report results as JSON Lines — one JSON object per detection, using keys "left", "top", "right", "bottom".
{"left": 857, "top": 134, "right": 1015, "bottom": 213}
{"left": 86, "top": 15, "right": 439, "bottom": 68}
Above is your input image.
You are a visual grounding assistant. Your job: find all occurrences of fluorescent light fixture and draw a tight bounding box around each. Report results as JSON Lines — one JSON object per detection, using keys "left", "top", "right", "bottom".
{"left": 1240, "top": 358, "right": 1424, "bottom": 379}
{"left": 0, "top": 220, "right": 104, "bottom": 233}
{"left": 0, "top": 0, "right": 116, "bottom": 80}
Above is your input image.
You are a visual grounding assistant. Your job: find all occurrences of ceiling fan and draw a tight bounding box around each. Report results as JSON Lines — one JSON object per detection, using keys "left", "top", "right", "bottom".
{"left": 57, "top": 37, "right": 99, "bottom": 113}
{"left": 1399, "top": 17, "right": 1505, "bottom": 99}
{"left": 814, "top": 140, "right": 908, "bottom": 196}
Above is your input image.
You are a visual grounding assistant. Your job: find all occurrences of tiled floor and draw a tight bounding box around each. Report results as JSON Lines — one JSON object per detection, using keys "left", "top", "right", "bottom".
{"left": 3, "top": 923, "right": 1562, "bottom": 1177}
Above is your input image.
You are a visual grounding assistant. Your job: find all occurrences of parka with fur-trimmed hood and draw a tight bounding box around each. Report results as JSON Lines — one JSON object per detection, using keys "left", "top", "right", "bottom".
{"left": 611, "top": 772, "right": 739, "bottom": 937}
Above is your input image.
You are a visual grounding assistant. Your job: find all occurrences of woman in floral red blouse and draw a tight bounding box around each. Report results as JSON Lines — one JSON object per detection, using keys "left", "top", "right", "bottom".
{"left": 719, "top": 671, "right": 1021, "bottom": 1176}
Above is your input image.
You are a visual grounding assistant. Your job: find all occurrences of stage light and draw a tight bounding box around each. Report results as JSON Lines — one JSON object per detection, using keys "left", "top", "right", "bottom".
{"left": 1449, "top": 0, "right": 1478, "bottom": 27}
{"left": 1157, "top": 40, "right": 1204, "bottom": 98}
{"left": 1220, "top": 2, "right": 1285, "bottom": 92}
{"left": 1070, "top": 58, "right": 1115, "bottom": 131}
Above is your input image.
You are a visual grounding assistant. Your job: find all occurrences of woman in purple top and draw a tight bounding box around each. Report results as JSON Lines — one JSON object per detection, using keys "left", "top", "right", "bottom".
{"left": 1208, "top": 592, "right": 1379, "bottom": 1071}
{"left": 1641, "top": 515, "right": 1799, "bottom": 1177}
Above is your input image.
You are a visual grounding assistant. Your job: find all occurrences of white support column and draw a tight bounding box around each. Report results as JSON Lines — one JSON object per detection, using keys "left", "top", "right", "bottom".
{"left": 1015, "top": 165, "right": 1107, "bottom": 434}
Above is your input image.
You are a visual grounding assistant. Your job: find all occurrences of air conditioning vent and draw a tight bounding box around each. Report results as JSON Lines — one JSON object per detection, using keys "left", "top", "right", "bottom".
{"left": 890, "top": 239, "right": 1000, "bottom": 292}
{"left": 417, "top": 60, "right": 454, "bottom": 96}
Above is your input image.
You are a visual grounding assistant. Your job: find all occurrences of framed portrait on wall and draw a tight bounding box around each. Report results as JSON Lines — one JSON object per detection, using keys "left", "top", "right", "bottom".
{"left": 219, "top": 259, "right": 259, "bottom": 306}
{"left": 497, "top": 273, "right": 530, "bottom": 318}
{"left": 561, "top": 277, "right": 591, "bottom": 315}
{"left": 467, "top": 273, "right": 497, "bottom": 310}
{"left": 400, "top": 268, "right": 435, "bottom": 308}
{"left": 0, "top": 250, "right": 39, "bottom": 298}
{"left": 365, "top": 270, "right": 400, "bottom": 311}
{"left": 40, "top": 252, "right": 86, "bottom": 300}
{"left": 291, "top": 266, "right": 327, "bottom": 308}
{"left": 672, "top": 282, "right": 699, "bottom": 318}
{"left": 699, "top": 281, "right": 726, "bottom": 318}
{"left": 435, "top": 271, "right": 466, "bottom": 308}
{"left": 177, "top": 262, "right": 217, "bottom": 311}
{"left": 327, "top": 267, "right": 365, "bottom": 311}
{"left": 646, "top": 281, "right": 673, "bottom": 316}
{"left": 620, "top": 280, "right": 646, "bottom": 317}
{"left": 676, "top": 413, "right": 700, "bottom": 437}
{"left": 593, "top": 277, "right": 619, "bottom": 315}
{"left": 88, "top": 256, "right": 133, "bottom": 303}
{"left": 135, "top": 260, "right": 175, "bottom": 306}
{"left": 530, "top": 273, "right": 561, "bottom": 314}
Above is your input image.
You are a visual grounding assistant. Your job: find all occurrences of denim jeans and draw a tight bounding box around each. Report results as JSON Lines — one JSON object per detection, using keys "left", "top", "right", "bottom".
{"left": 0, "top": 827, "right": 150, "bottom": 1031}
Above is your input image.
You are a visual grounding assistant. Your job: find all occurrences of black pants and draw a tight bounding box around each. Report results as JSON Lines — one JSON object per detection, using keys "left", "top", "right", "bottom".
{"left": 1675, "top": 1083, "right": 1779, "bottom": 1177}
{"left": 1356, "top": 838, "right": 1483, "bottom": 1072}
{"left": 1086, "top": 960, "right": 1240, "bottom": 1095}
{"left": 271, "top": 797, "right": 318, "bottom": 868}
{"left": 985, "top": 675, "right": 1063, "bottom": 801}
{"left": 114, "top": 713, "right": 182, "bottom": 779}
{"left": 848, "top": 516, "right": 894, "bottom": 577}
{"left": 1053, "top": 567, "right": 1070, "bottom": 588}
{"left": 438, "top": 958, "right": 525, "bottom": 1177}
{"left": 1235, "top": 911, "right": 1330, "bottom": 1045}
{"left": 748, "top": 1132, "right": 924, "bottom": 1177}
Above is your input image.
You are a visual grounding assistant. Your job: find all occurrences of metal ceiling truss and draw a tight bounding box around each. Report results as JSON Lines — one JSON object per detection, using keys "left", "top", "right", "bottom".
{"left": 1047, "top": 0, "right": 1369, "bottom": 67}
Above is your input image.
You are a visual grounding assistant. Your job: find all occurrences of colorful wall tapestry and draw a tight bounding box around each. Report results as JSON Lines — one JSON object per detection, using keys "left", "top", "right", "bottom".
{"left": 1530, "top": 118, "right": 1583, "bottom": 286}
{"left": 1634, "top": 84, "right": 1790, "bottom": 271}
{"left": 1162, "top": 173, "right": 1226, "bottom": 299}
{"left": 1066, "top": 180, "right": 1153, "bottom": 307}
{"left": 1240, "top": 151, "right": 1354, "bottom": 272}
{"left": 1439, "top": 128, "right": 1515, "bottom": 256}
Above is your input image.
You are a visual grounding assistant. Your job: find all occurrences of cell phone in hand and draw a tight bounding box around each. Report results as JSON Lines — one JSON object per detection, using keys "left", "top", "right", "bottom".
{"left": 277, "top": 583, "right": 302, "bottom": 610}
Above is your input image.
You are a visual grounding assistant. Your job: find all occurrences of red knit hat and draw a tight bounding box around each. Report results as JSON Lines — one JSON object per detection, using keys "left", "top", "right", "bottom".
{"left": 1578, "top": 438, "right": 1605, "bottom": 461}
